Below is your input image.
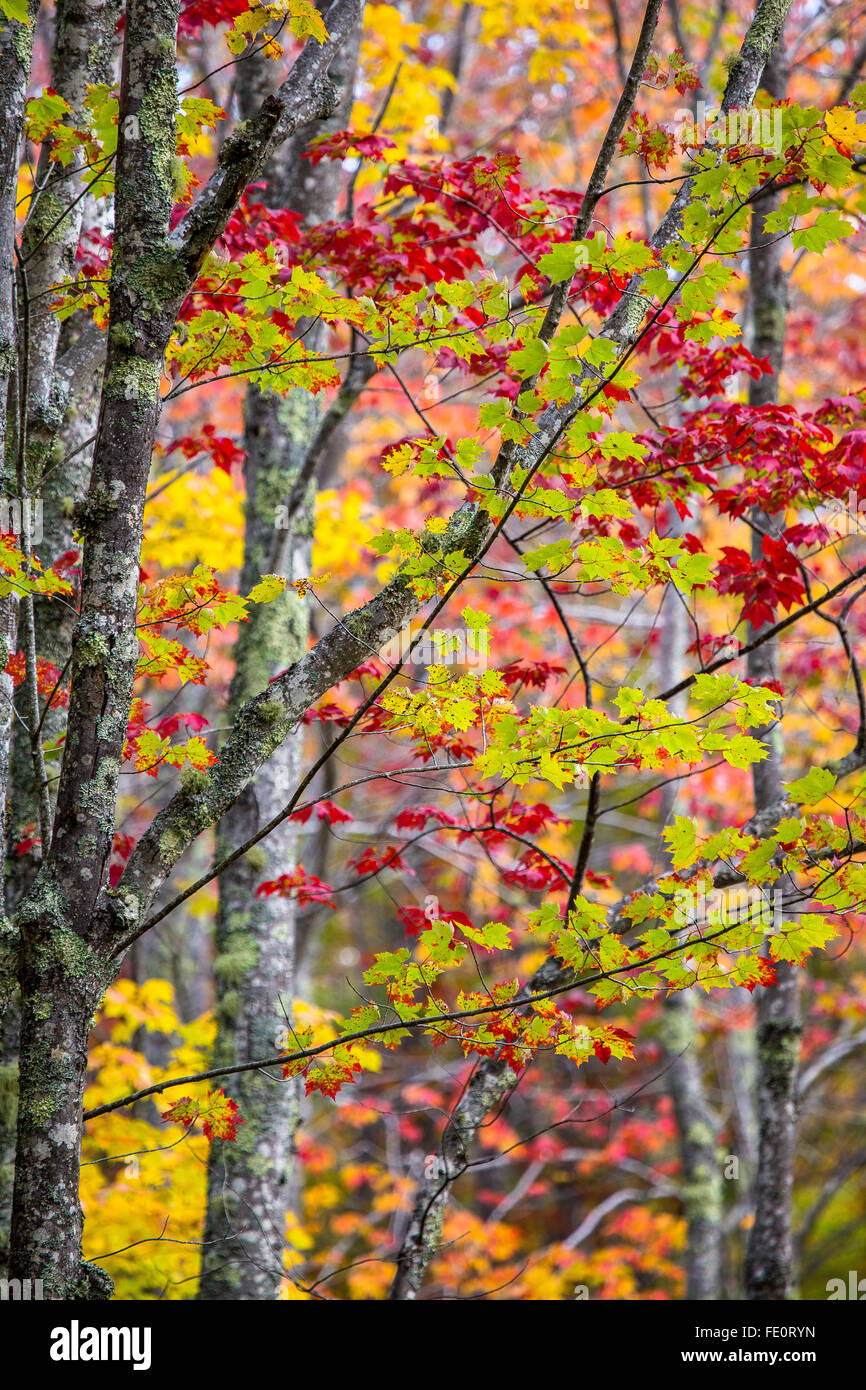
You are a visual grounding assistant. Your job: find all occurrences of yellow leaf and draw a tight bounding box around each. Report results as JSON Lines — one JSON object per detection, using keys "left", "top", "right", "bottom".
{"left": 825, "top": 106, "right": 863, "bottom": 147}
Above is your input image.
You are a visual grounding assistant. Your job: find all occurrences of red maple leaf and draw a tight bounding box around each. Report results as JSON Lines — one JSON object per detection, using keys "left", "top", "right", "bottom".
{"left": 256, "top": 867, "right": 336, "bottom": 908}
{"left": 305, "top": 129, "right": 397, "bottom": 166}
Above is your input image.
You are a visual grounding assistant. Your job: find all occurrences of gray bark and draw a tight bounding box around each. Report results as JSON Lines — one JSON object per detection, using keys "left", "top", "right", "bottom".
{"left": 7, "top": 0, "right": 116, "bottom": 913}
{"left": 657, "top": 514, "right": 723, "bottom": 1301}
{"left": 6, "top": 0, "right": 364, "bottom": 1297}
{"left": 0, "top": 0, "right": 115, "bottom": 1276}
{"left": 199, "top": 21, "right": 360, "bottom": 1300}
{"left": 742, "top": 37, "right": 801, "bottom": 1305}
{"left": 8, "top": 0, "right": 186, "bottom": 1296}
{"left": 661, "top": 994, "right": 723, "bottom": 1299}
{"left": 19, "top": 1, "right": 118, "bottom": 442}
{"left": 0, "top": 1, "right": 36, "bottom": 925}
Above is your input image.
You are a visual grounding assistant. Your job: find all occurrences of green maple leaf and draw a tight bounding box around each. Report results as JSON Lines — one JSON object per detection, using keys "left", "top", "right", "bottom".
{"left": 792, "top": 209, "right": 855, "bottom": 253}
{"left": 785, "top": 767, "right": 836, "bottom": 804}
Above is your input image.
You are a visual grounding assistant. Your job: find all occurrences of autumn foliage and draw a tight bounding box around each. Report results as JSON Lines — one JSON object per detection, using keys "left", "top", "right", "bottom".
{"left": 2, "top": 0, "right": 866, "bottom": 1306}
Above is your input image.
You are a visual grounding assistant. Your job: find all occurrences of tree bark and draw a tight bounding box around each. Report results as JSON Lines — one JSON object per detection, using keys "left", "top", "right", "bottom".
{"left": 0, "top": 0, "right": 116, "bottom": 1276}
{"left": 0, "top": 0, "right": 37, "bottom": 1018}
{"left": 200, "top": 17, "right": 361, "bottom": 1301}
{"left": 657, "top": 515, "right": 722, "bottom": 1301}
{"left": 7, "top": 0, "right": 185, "bottom": 1298}
{"left": 743, "top": 36, "right": 801, "bottom": 1305}
{"left": 8, "top": 930, "right": 113, "bottom": 1297}
{"left": 6, "top": 0, "right": 363, "bottom": 1297}
{"left": 9, "top": 0, "right": 118, "bottom": 895}
{"left": 661, "top": 993, "right": 723, "bottom": 1299}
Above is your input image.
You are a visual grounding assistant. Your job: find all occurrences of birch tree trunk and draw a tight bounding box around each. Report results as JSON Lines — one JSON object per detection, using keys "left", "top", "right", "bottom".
{"left": 0, "top": 1, "right": 36, "bottom": 1279}
{"left": 199, "top": 21, "right": 361, "bottom": 1300}
{"left": 657, "top": 513, "right": 722, "bottom": 1301}
{"left": 5, "top": 0, "right": 364, "bottom": 1296}
{"left": 742, "top": 36, "right": 801, "bottom": 1305}
{"left": 0, "top": 0, "right": 117, "bottom": 1275}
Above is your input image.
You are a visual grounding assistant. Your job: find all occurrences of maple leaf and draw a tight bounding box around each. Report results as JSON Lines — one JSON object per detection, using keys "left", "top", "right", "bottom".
{"left": 397, "top": 905, "right": 432, "bottom": 938}
{"left": 1, "top": 0, "right": 31, "bottom": 20}
{"left": 398, "top": 905, "right": 474, "bottom": 939}
{"left": 499, "top": 659, "right": 567, "bottom": 689}
{"left": 620, "top": 113, "right": 677, "bottom": 168}
{"left": 220, "top": 189, "right": 302, "bottom": 261}
{"left": 393, "top": 804, "right": 457, "bottom": 831}
{"left": 11, "top": 655, "right": 71, "bottom": 709}
{"left": 504, "top": 802, "right": 566, "bottom": 835}
{"left": 305, "top": 129, "right": 397, "bottom": 165}
{"left": 301, "top": 700, "right": 353, "bottom": 727}
{"left": 184, "top": 736, "right": 217, "bottom": 771}
{"left": 290, "top": 799, "right": 354, "bottom": 826}
{"left": 248, "top": 574, "right": 287, "bottom": 604}
{"left": 256, "top": 868, "right": 336, "bottom": 908}
{"left": 736, "top": 956, "right": 778, "bottom": 993}
{"left": 154, "top": 710, "right": 209, "bottom": 738}
{"left": 160, "top": 1096, "right": 200, "bottom": 1128}
{"left": 305, "top": 1060, "right": 360, "bottom": 1100}
{"left": 824, "top": 106, "right": 863, "bottom": 156}
{"left": 179, "top": 0, "right": 248, "bottom": 38}
{"left": 713, "top": 534, "right": 805, "bottom": 628}
{"left": 201, "top": 1089, "right": 244, "bottom": 1142}
{"left": 348, "top": 846, "right": 410, "bottom": 877}
{"left": 25, "top": 88, "right": 72, "bottom": 145}
{"left": 168, "top": 423, "right": 243, "bottom": 474}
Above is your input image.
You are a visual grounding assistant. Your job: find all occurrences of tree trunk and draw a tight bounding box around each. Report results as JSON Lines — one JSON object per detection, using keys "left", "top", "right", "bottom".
{"left": 743, "top": 35, "right": 801, "bottom": 1304}
{"left": 657, "top": 531, "right": 723, "bottom": 1300}
{"left": 9, "top": 932, "right": 112, "bottom": 1298}
{"left": 3, "top": 0, "right": 364, "bottom": 1292}
{"left": 198, "top": 385, "right": 315, "bottom": 1299}
{"left": 0, "top": 3, "right": 34, "bottom": 1277}
{"left": 0, "top": 0, "right": 116, "bottom": 1275}
{"left": 661, "top": 993, "right": 723, "bottom": 1299}
{"left": 199, "top": 21, "right": 361, "bottom": 1299}
{"left": 388, "top": 1054, "right": 520, "bottom": 1300}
